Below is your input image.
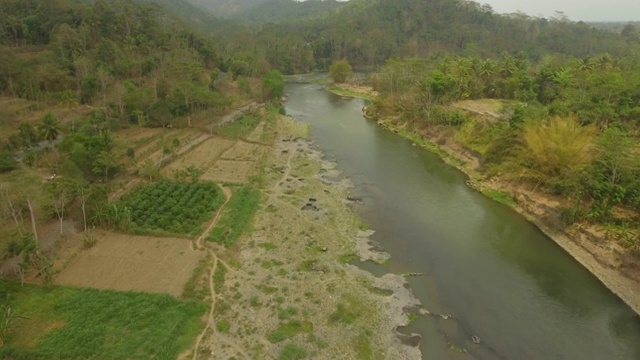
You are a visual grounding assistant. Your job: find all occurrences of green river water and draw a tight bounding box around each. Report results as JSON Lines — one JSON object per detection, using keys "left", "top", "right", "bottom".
{"left": 285, "top": 83, "right": 640, "bottom": 360}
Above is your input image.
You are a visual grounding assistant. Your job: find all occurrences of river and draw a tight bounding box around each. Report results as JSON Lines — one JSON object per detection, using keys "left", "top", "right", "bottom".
{"left": 284, "top": 83, "right": 640, "bottom": 360}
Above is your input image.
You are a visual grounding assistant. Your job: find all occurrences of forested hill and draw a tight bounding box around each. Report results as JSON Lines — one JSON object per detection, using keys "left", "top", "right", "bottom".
{"left": 228, "top": 0, "right": 345, "bottom": 25}
{"left": 0, "top": 0, "right": 230, "bottom": 143}
{"left": 221, "top": 0, "right": 640, "bottom": 72}
{"left": 185, "top": 0, "right": 270, "bottom": 17}
{"left": 76, "top": 0, "right": 230, "bottom": 31}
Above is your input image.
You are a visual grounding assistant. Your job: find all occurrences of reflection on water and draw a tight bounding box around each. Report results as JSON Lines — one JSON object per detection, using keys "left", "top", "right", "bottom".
{"left": 285, "top": 83, "right": 640, "bottom": 360}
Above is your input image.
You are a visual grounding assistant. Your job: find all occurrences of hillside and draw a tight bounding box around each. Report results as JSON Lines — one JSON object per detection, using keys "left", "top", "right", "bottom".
{"left": 214, "top": 0, "right": 640, "bottom": 73}
{"left": 230, "top": 0, "right": 345, "bottom": 24}
{"left": 185, "top": 0, "right": 270, "bottom": 17}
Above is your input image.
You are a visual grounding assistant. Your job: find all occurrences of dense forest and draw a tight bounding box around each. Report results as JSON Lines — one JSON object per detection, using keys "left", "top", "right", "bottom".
{"left": 213, "top": 0, "right": 640, "bottom": 73}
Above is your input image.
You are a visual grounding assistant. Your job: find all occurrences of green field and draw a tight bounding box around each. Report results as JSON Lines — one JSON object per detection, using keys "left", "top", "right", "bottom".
{"left": 1, "top": 283, "right": 206, "bottom": 359}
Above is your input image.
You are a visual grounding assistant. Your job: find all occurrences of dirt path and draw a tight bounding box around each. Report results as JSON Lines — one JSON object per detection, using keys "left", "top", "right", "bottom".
{"left": 191, "top": 184, "right": 232, "bottom": 360}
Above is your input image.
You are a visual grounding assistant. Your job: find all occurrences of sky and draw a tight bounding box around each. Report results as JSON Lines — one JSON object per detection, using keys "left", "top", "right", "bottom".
{"left": 478, "top": 0, "right": 640, "bottom": 22}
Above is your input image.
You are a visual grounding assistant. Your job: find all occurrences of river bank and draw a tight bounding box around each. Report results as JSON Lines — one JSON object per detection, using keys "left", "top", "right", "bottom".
{"left": 199, "top": 113, "right": 424, "bottom": 359}
{"left": 328, "top": 82, "right": 640, "bottom": 317}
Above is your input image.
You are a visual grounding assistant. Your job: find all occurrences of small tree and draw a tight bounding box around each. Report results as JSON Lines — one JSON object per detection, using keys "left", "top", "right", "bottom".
{"left": 45, "top": 178, "right": 75, "bottom": 235}
{"left": 262, "top": 70, "right": 285, "bottom": 101}
{"left": 329, "top": 59, "right": 352, "bottom": 83}
{"left": 0, "top": 151, "right": 16, "bottom": 173}
{"left": 186, "top": 166, "right": 203, "bottom": 183}
{"left": 38, "top": 113, "right": 61, "bottom": 142}
{"left": 139, "top": 159, "right": 161, "bottom": 181}
{"left": 73, "top": 179, "right": 91, "bottom": 232}
{"left": 92, "top": 150, "right": 118, "bottom": 182}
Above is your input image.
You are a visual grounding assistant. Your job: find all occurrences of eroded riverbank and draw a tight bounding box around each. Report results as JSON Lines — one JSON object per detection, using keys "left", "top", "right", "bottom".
{"left": 373, "top": 115, "right": 640, "bottom": 318}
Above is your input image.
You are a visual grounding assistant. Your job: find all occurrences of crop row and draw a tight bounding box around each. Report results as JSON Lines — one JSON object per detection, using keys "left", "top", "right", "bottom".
{"left": 118, "top": 180, "right": 225, "bottom": 236}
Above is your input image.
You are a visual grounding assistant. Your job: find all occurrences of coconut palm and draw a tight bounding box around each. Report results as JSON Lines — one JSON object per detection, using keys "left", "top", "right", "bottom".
{"left": 38, "top": 113, "right": 61, "bottom": 142}
{"left": 596, "top": 54, "right": 613, "bottom": 71}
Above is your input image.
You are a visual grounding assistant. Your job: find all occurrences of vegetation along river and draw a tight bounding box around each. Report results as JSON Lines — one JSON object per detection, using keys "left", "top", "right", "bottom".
{"left": 285, "top": 83, "right": 640, "bottom": 360}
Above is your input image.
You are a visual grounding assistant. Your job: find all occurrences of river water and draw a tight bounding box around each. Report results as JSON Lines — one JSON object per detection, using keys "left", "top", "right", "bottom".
{"left": 285, "top": 83, "right": 640, "bottom": 360}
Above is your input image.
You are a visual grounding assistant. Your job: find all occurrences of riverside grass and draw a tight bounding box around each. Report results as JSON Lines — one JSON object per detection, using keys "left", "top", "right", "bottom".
{"left": 221, "top": 114, "right": 261, "bottom": 139}
{"left": 2, "top": 283, "right": 206, "bottom": 360}
{"left": 207, "top": 185, "right": 261, "bottom": 247}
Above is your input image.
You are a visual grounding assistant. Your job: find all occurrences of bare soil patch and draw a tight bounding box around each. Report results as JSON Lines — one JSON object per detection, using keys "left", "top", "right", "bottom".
{"left": 202, "top": 159, "right": 258, "bottom": 184}
{"left": 219, "top": 141, "right": 262, "bottom": 161}
{"left": 55, "top": 231, "right": 204, "bottom": 297}
{"left": 117, "top": 127, "right": 165, "bottom": 148}
{"left": 452, "top": 99, "right": 505, "bottom": 119}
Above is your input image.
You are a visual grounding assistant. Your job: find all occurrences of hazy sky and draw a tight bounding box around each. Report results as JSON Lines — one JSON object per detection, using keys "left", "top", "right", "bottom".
{"left": 478, "top": 0, "right": 640, "bottom": 21}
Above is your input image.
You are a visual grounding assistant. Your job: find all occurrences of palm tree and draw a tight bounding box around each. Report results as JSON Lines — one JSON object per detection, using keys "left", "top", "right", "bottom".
{"left": 595, "top": 54, "right": 613, "bottom": 71}
{"left": 578, "top": 57, "right": 593, "bottom": 72}
{"left": 499, "top": 54, "right": 516, "bottom": 78}
{"left": 38, "top": 113, "right": 61, "bottom": 142}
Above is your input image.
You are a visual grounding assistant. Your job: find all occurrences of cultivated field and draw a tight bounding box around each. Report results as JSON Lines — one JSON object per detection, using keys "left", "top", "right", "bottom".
{"left": 55, "top": 232, "right": 205, "bottom": 297}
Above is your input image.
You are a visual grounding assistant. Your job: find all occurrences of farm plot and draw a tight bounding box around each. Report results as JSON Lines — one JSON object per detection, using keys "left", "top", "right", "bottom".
{"left": 3, "top": 282, "right": 205, "bottom": 359}
{"left": 117, "top": 180, "right": 224, "bottom": 236}
{"left": 201, "top": 159, "right": 258, "bottom": 184}
{"left": 219, "top": 141, "right": 263, "bottom": 161}
{"left": 220, "top": 114, "right": 261, "bottom": 139}
{"left": 55, "top": 232, "right": 204, "bottom": 297}
{"left": 163, "top": 137, "right": 236, "bottom": 175}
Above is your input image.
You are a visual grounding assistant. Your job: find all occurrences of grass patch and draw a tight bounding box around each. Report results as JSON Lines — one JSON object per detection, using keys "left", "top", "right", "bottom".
{"left": 207, "top": 186, "right": 261, "bottom": 247}
{"left": 338, "top": 253, "right": 357, "bottom": 264}
{"left": 249, "top": 296, "right": 261, "bottom": 307}
{"left": 353, "top": 329, "right": 378, "bottom": 360}
{"left": 481, "top": 188, "right": 517, "bottom": 206}
{"left": 277, "top": 306, "right": 299, "bottom": 320}
{"left": 216, "top": 320, "right": 230, "bottom": 333}
{"left": 213, "top": 261, "right": 226, "bottom": 294}
{"left": 258, "top": 285, "right": 278, "bottom": 295}
{"left": 329, "top": 296, "right": 363, "bottom": 325}
{"left": 268, "top": 320, "right": 313, "bottom": 343}
{"left": 407, "top": 313, "right": 418, "bottom": 323}
{"left": 368, "top": 287, "right": 394, "bottom": 297}
{"left": 326, "top": 85, "right": 374, "bottom": 101}
{"left": 279, "top": 343, "right": 308, "bottom": 360}
{"left": 182, "top": 256, "right": 210, "bottom": 300}
{"left": 117, "top": 180, "right": 225, "bottom": 236}
{"left": 221, "top": 114, "right": 261, "bottom": 139}
{"left": 2, "top": 283, "right": 206, "bottom": 360}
